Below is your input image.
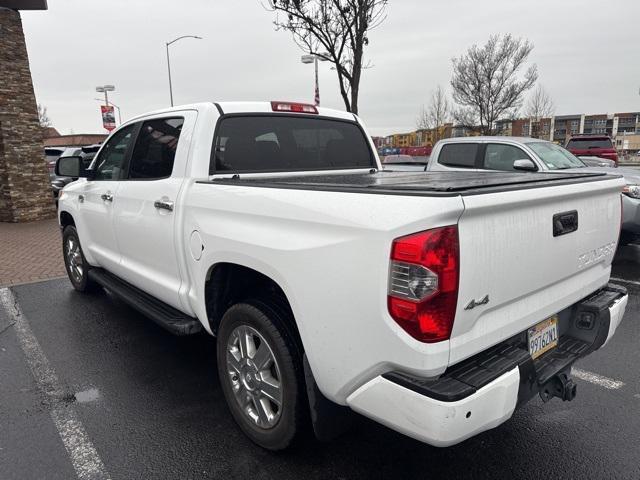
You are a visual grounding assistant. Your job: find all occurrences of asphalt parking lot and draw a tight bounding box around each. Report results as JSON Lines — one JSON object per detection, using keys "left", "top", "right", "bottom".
{"left": 1, "top": 245, "right": 639, "bottom": 480}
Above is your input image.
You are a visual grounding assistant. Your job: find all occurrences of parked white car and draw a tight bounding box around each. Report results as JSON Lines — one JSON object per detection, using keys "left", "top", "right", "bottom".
{"left": 56, "top": 103, "right": 627, "bottom": 450}
{"left": 388, "top": 137, "right": 640, "bottom": 245}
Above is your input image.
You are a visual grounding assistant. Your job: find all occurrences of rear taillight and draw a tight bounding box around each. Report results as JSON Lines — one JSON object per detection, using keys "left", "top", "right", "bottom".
{"left": 387, "top": 226, "right": 459, "bottom": 343}
{"left": 271, "top": 101, "right": 318, "bottom": 114}
{"left": 618, "top": 194, "right": 623, "bottom": 242}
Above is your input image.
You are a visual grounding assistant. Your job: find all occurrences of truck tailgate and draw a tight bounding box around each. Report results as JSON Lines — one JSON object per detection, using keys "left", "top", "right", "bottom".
{"left": 450, "top": 176, "right": 623, "bottom": 365}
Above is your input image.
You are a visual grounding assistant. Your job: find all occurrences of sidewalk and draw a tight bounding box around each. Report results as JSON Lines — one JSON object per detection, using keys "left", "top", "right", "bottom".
{"left": 0, "top": 218, "right": 66, "bottom": 287}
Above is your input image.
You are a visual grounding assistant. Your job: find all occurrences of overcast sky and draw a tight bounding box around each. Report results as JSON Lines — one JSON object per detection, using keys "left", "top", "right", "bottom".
{"left": 22, "top": 0, "right": 640, "bottom": 137}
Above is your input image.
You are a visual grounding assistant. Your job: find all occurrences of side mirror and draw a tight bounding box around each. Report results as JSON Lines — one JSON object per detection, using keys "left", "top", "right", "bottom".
{"left": 55, "top": 156, "right": 88, "bottom": 178}
{"left": 513, "top": 159, "right": 538, "bottom": 172}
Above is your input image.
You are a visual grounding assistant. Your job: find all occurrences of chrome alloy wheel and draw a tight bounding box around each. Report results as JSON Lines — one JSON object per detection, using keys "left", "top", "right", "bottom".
{"left": 226, "top": 325, "right": 283, "bottom": 429}
{"left": 65, "top": 236, "right": 84, "bottom": 283}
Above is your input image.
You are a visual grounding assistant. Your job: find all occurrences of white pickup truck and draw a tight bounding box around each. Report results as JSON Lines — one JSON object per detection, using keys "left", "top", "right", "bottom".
{"left": 56, "top": 101, "right": 628, "bottom": 450}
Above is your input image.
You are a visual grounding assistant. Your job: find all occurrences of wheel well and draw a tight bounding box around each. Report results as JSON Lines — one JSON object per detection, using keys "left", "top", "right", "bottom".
{"left": 205, "top": 263, "right": 301, "bottom": 345}
{"left": 59, "top": 211, "right": 75, "bottom": 228}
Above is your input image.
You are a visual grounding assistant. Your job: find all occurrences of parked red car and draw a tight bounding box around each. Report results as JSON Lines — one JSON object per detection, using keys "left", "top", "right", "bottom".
{"left": 399, "top": 145, "right": 433, "bottom": 157}
{"left": 565, "top": 134, "right": 618, "bottom": 165}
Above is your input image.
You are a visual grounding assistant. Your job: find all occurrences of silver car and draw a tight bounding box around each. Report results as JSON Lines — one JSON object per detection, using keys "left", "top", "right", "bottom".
{"left": 577, "top": 155, "right": 617, "bottom": 168}
{"left": 391, "top": 137, "right": 640, "bottom": 245}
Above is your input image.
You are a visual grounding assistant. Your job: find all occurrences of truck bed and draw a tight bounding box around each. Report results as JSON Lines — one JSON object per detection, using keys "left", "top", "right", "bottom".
{"left": 205, "top": 170, "right": 614, "bottom": 197}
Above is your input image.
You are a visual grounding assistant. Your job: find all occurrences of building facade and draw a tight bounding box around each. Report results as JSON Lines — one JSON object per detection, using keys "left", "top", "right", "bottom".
{"left": 615, "top": 133, "right": 640, "bottom": 154}
{"left": 381, "top": 112, "right": 639, "bottom": 150}
{"left": 0, "top": 4, "right": 55, "bottom": 222}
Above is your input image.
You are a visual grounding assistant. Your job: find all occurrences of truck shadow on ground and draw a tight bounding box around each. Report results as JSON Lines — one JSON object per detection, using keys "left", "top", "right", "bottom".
{"left": 613, "top": 243, "right": 640, "bottom": 280}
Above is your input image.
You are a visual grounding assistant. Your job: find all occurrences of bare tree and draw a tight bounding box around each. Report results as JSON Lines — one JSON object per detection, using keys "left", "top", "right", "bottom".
{"left": 429, "top": 86, "right": 449, "bottom": 142}
{"left": 525, "top": 85, "right": 554, "bottom": 121}
{"left": 525, "top": 85, "right": 554, "bottom": 139}
{"left": 416, "top": 104, "right": 430, "bottom": 131}
{"left": 450, "top": 34, "right": 538, "bottom": 135}
{"left": 267, "top": 0, "right": 388, "bottom": 114}
{"left": 37, "top": 103, "right": 51, "bottom": 128}
{"left": 416, "top": 86, "right": 450, "bottom": 143}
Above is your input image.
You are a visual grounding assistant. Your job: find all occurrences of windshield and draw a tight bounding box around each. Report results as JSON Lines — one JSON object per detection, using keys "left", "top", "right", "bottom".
{"left": 528, "top": 142, "right": 585, "bottom": 170}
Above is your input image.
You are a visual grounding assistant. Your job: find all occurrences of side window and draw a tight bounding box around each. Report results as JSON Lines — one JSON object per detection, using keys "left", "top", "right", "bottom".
{"left": 438, "top": 143, "right": 479, "bottom": 168}
{"left": 93, "top": 124, "right": 137, "bottom": 181}
{"left": 128, "top": 117, "right": 184, "bottom": 180}
{"left": 483, "top": 144, "right": 531, "bottom": 171}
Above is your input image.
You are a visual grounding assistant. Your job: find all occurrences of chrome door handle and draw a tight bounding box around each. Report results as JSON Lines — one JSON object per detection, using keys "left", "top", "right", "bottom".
{"left": 154, "top": 199, "right": 174, "bottom": 212}
{"left": 100, "top": 193, "right": 113, "bottom": 202}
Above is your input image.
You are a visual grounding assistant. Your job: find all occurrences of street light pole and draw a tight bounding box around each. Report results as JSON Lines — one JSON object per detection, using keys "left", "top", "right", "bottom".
{"left": 301, "top": 54, "right": 328, "bottom": 106}
{"left": 95, "top": 84, "right": 115, "bottom": 106}
{"left": 314, "top": 56, "right": 320, "bottom": 106}
{"left": 166, "top": 42, "right": 174, "bottom": 107}
{"left": 165, "top": 35, "right": 202, "bottom": 107}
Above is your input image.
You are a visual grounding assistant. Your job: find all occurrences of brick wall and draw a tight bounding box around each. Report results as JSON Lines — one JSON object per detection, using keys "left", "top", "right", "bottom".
{"left": 0, "top": 8, "right": 55, "bottom": 222}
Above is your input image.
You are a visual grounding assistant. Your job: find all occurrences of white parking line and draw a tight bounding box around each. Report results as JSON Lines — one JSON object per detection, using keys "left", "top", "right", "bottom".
{"left": 572, "top": 367, "right": 625, "bottom": 390}
{"left": 611, "top": 277, "right": 640, "bottom": 287}
{"left": 0, "top": 288, "right": 111, "bottom": 480}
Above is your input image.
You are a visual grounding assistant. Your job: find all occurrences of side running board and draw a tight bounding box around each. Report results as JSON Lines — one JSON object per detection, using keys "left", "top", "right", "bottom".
{"left": 88, "top": 269, "right": 202, "bottom": 336}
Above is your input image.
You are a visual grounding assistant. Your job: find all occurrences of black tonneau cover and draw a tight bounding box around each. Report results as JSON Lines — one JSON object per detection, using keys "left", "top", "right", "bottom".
{"left": 203, "top": 170, "right": 617, "bottom": 197}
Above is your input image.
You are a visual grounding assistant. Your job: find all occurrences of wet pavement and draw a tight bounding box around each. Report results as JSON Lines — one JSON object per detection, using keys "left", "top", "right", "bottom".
{"left": 0, "top": 244, "right": 638, "bottom": 479}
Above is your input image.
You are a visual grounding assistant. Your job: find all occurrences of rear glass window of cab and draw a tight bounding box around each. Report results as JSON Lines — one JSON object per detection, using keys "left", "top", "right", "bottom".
{"left": 212, "top": 116, "right": 374, "bottom": 173}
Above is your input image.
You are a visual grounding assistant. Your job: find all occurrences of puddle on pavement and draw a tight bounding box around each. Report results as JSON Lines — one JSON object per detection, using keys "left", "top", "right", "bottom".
{"left": 74, "top": 388, "right": 100, "bottom": 403}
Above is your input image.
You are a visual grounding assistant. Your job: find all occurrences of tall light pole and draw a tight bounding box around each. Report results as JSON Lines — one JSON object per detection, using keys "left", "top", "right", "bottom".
{"left": 166, "top": 35, "right": 202, "bottom": 107}
{"left": 95, "top": 84, "right": 115, "bottom": 106}
{"left": 301, "top": 54, "right": 328, "bottom": 106}
{"left": 94, "top": 98, "right": 122, "bottom": 124}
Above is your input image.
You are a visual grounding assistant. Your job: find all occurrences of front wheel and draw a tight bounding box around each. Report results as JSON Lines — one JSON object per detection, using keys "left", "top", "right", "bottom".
{"left": 62, "top": 225, "right": 99, "bottom": 292}
{"left": 216, "top": 301, "right": 305, "bottom": 450}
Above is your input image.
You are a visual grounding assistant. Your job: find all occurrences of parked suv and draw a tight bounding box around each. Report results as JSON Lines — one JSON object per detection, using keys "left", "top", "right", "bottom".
{"left": 566, "top": 134, "right": 618, "bottom": 165}
{"left": 51, "top": 145, "right": 101, "bottom": 201}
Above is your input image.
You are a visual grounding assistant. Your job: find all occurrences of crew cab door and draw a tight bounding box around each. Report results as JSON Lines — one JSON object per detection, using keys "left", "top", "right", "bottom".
{"left": 76, "top": 123, "right": 138, "bottom": 273}
{"left": 112, "top": 113, "right": 194, "bottom": 311}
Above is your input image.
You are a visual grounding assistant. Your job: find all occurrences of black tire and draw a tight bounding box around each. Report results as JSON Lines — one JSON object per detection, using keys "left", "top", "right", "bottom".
{"left": 62, "top": 225, "right": 99, "bottom": 293}
{"left": 619, "top": 232, "right": 630, "bottom": 247}
{"left": 620, "top": 232, "right": 639, "bottom": 247}
{"left": 216, "top": 300, "right": 306, "bottom": 450}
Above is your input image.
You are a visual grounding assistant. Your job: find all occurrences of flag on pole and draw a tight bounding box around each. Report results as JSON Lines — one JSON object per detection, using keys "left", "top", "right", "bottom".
{"left": 100, "top": 105, "right": 116, "bottom": 131}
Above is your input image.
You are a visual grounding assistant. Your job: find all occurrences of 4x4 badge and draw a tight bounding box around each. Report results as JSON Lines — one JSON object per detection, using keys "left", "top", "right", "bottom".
{"left": 465, "top": 295, "right": 490, "bottom": 310}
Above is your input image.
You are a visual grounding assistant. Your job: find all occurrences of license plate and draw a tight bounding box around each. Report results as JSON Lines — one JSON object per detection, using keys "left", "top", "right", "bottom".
{"left": 528, "top": 316, "right": 559, "bottom": 359}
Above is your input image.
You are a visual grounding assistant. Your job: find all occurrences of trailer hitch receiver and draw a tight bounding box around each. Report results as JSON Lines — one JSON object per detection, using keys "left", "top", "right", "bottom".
{"left": 539, "top": 372, "right": 577, "bottom": 403}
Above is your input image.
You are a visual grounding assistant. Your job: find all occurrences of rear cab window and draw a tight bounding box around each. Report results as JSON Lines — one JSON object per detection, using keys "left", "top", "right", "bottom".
{"left": 211, "top": 115, "right": 375, "bottom": 174}
{"left": 438, "top": 143, "right": 479, "bottom": 168}
{"left": 566, "top": 138, "right": 614, "bottom": 150}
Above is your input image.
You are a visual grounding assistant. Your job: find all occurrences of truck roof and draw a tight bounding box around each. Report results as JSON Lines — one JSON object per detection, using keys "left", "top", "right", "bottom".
{"left": 439, "top": 136, "right": 547, "bottom": 145}
{"left": 128, "top": 101, "right": 356, "bottom": 122}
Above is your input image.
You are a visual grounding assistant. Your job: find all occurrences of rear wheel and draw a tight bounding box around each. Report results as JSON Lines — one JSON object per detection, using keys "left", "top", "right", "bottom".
{"left": 620, "top": 232, "right": 640, "bottom": 247}
{"left": 62, "top": 225, "right": 99, "bottom": 292}
{"left": 216, "top": 301, "right": 305, "bottom": 450}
